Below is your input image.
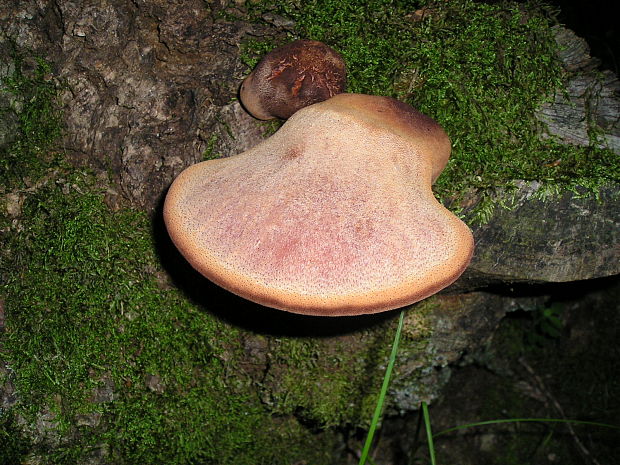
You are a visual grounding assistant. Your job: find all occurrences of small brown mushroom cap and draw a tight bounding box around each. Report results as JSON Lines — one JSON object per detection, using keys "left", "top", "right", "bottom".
{"left": 164, "top": 93, "right": 473, "bottom": 316}
{"left": 239, "top": 39, "right": 346, "bottom": 120}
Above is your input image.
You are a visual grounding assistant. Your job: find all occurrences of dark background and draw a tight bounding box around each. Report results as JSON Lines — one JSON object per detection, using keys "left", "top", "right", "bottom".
{"left": 547, "top": 0, "right": 618, "bottom": 73}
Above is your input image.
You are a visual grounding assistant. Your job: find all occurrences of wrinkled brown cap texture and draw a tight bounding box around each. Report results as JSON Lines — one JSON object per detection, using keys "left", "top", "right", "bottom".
{"left": 239, "top": 39, "right": 346, "bottom": 120}
{"left": 164, "top": 94, "right": 474, "bottom": 316}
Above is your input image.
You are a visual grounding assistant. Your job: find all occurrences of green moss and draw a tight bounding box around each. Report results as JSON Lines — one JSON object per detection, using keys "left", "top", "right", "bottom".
{"left": 0, "top": 50, "right": 63, "bottom": 188}
{"left": 263, "top": 330, "right": 393, "bottom": 428}
{"left": 401, "top": 298, "right": 436, "bottom": 344}
{"left": 243, "top": 0, "right": 619, "bottom": 223}
{"left": 202, "top": 133, "right": 220, "bottom": 160}
{"left": 0, "top": 412, "right": 32, "bottom": 464}
{"left": 3, "top": 175, "right": 234, "bottom": 456}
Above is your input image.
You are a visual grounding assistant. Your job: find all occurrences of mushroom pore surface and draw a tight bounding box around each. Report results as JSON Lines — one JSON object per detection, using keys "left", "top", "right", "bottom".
{"left": 239, "top": 39, "right": 347, "bottom": 120}
{"left": 164, "top": 94, "right": 474, "bottom": 316}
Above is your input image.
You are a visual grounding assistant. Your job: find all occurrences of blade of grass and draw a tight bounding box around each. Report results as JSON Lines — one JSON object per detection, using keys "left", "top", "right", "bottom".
{"left": 358, "top": 309, "right": 405, "bottom": 465}
{"left": 410, "top": 398, "right": 425, "bottom": 457}
{"left": 434, "top": 418, "right": 620, "bottom": 437}
{"left": 422, "top": 401, "right": 437, "bottom": 465}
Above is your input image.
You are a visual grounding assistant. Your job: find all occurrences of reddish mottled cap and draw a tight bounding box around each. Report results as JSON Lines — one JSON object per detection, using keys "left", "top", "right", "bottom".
{"left": 239, "top": 39, "right": 347, "bottom": 120}
{"left": 164, "top": 94, "right": 474, "bottom": 316}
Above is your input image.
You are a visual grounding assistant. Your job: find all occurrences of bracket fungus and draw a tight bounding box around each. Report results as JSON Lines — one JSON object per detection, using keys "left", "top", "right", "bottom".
{"left": 164, "top": 93, "right": 474, "bottom": 316}
{"left": 239, "top": 39, "right": 347, "bottom": 120}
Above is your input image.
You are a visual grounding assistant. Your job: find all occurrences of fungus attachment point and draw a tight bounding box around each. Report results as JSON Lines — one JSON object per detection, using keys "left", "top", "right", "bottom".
{"left": 239, "top": 39, "right": 347, "bottom": 120}
{"left": 165, "top": 94, "right": 474, "bottom": 316}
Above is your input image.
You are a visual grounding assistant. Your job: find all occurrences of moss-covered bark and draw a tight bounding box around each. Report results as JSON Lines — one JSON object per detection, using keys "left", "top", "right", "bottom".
{"left": 1, "top": 1, "right": 618, "bottom": 463}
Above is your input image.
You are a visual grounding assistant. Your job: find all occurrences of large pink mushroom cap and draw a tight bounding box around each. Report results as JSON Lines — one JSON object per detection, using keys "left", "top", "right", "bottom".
{"left": 164, "top": 93, "right": 474, "bottom": 316}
